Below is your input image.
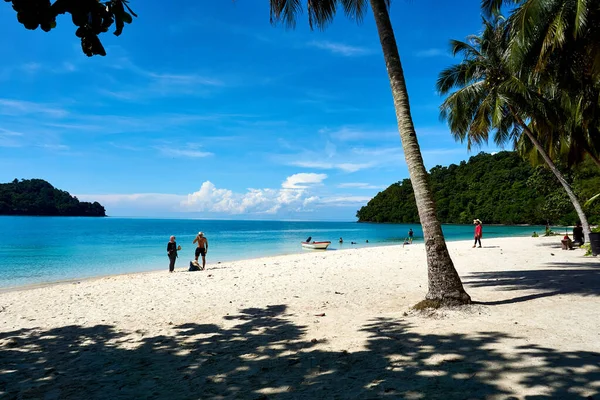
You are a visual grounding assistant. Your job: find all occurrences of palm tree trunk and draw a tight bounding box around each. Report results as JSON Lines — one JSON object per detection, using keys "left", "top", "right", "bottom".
{"left": 512, "top": 111, "right": 591, "bottom": 242}
{"left": 369, "top": 0, "right": 470, "bottom": 305}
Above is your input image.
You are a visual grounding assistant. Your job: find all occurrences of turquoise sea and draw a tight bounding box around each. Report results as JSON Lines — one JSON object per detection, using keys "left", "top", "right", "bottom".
{"left": 0, "top": 217, "right": 552, "bottom": 288}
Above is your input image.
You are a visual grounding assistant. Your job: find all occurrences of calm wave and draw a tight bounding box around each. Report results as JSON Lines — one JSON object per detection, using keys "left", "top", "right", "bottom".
{"left": 0, "top": 217, "right": 551, "bottom": 288}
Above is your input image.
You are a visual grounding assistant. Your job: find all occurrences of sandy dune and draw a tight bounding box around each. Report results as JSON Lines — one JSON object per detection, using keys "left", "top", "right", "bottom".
{"left": 1, "top": 236, "right": 599, "bottom": 399}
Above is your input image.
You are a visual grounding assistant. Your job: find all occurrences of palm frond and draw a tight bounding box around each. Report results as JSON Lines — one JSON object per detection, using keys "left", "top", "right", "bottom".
{"left": 436, "top": 59, "right": 483, "bottom": 94}
{"left": 270, "top": 0, "right": 303, "bottom": 28}
{"left": 574, "top": 0, "right": 589, "bottom": 37}
{"left": 448, "top": 39, "right": 481, "bottom": 58}
{"left": 307, "top": 0, "right": 337, "bottom": 30}
{"left": 481, "top": 0, "right": 519, "bottom": 17}
{"left": 339, "top": 0, "right": 371, "bottom": 23}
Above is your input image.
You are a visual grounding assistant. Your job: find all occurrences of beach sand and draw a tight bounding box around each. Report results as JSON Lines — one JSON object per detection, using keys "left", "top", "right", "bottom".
{"left": 1, "top": 236, "right": 599, "bottom": 399}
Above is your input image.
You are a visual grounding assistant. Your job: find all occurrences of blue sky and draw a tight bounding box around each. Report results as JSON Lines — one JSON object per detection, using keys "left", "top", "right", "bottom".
{"left": 0, "top": 1, "right": 501, "bottom": 220}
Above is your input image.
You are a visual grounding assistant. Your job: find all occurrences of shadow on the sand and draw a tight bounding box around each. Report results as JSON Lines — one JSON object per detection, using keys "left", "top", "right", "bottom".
{"left": 465, "top": 261, "right": 600, "bottom": 305}
{"left": 535, "top": 240, "right": 568, "bottom": 248}
{"left": 1, "top": 305, "right": 598, "bottom": 399}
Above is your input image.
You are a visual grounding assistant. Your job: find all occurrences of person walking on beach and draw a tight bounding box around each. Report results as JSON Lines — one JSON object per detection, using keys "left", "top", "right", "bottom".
{"left": 167, "top": 235, "right": 178, "bottom": 272}
{"left": 408, "top": 228, "right": 414, "bottom": 244}
{"left": 473, "top": 219, "right": 483, "bottom": 248}
{"left": 193, "top": 232, "right": 209, "bottom": 270}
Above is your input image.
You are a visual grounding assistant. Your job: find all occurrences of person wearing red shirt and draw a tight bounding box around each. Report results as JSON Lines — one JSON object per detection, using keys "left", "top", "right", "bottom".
{"left": 473, "top": 219, "right": 483, "bottom": 248}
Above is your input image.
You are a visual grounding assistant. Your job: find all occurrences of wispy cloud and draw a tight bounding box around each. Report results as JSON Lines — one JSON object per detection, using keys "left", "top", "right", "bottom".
{"left": 0, "top": 128, "right": 23, "bottom": 137}
{"left": 108, "top": 142, "right": 144, "bottom": 152}
{"left": 288, "top": 160, "right": 373, "bottom": 173}
{"left": 146, "top": 72, "right": 224, "bottom": 87}
{"left": 421, "top": 148, "right": 467, "bottom": 157}
{"left": 0, "top": 60, "right": 79, "bottom": 80}
{"left": 414, "top": 48, "right": 449, "bottom": 58}
{"left": 98, "top": 56, "right": 226, "bottom": 100}
{"left": 336, "top": 183, "right": 385, "bottom": 190}
{"left": 0, "top": 98, "right": 68, "bottom": 118}
{"left": 320, "top": 126, "right": 398, "bottom": 142}
{"left": 0, "top": 128, "right": 24, "bottom": 147}
{"left": 77, "top": 193, "right": 185, "bottom": 212}
{"left": 307, "top": 40, "right": 372, "bottom": 56}
{"left": 22, "top": 62, "right": 41, "bottom": 74}
{"left": 40, "top": 112, "right": 254, "bottom": 135}
{"left": 37, "top": 143, "right": 70, "bottom": 151}
{"left": 273, "top": 128, "right": 404, "bottom": 173}
{"left": 351, "top": 147, "right": 402, "bottom": 157}
{"left": 159, "top": 148, "right": 214, "bottom": 158}
{"left": 318, "top": 196, "right": 373, "bottom": 205}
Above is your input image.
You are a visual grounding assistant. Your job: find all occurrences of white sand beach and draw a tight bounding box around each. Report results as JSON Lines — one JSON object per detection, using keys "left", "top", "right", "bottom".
{"left": 1, "top": 236, "right": 599, "bottom": 399}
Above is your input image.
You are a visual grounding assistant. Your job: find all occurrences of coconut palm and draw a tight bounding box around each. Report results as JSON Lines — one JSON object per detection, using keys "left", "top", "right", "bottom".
{"left": 437, "top": 16, "right": 592, "bottom": 241}
{"left": 482, "top": 0, "right": 600, "bottom": 167}
{"left": 270, "top": 0, "right": 471, "bottom": 305}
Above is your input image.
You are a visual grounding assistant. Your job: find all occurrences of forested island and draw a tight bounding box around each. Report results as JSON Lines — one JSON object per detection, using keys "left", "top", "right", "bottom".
{"left": 0, "top": 179, "right": 106, "bottom": 217}
{"left": 356, "top": 152, "right": 600, "bottom": 225}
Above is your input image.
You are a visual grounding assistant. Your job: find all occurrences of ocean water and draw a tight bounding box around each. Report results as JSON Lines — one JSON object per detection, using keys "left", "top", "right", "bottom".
{"left": 0, "top": 217, "right": 552, "bottom": 288}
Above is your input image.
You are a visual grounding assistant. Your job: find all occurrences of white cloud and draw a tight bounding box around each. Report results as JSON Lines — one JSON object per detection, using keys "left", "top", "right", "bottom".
{"left": 77, "top": 174, "right": 375, "bottom": 217}
{"left": 307, "top": 41, "right": 372, "bottom": 56}
{"left": 181, "top": 180, "right": 313, "bottom": 214}
{"left": 281, "top": 173, "right": 327, "bottom": 189}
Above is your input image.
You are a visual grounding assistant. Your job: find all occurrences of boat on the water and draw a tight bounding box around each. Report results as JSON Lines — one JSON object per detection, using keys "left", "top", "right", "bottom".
{"left": 301, "top": 241, "right": 331, "bottom": 250}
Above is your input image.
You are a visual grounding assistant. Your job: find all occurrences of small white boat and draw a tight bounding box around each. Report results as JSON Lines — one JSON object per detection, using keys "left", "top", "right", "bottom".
{"left": 301, "top": 241, "right": 331, "bottom": 250}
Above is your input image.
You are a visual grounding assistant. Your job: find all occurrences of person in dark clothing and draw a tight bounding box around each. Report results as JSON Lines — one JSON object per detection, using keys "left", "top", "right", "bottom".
{"left": 573, "top": 222, "right": 585, "bottom": 246}
{"left": 408, "top": 229, "right": 414, "bottom": 244}
{"left": 167, "top": 235, "right": 178, "bottom": 272}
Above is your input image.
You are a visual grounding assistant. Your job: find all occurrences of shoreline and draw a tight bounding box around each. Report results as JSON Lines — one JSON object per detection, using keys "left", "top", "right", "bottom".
{"left": 0, "top": 232, "right": 544, "bottom": 294}
{"left": 0, "top": 217, "right": 559, "bottom": 291}
{"left": 0, "top": 232, "right": 589, "bottom": 295}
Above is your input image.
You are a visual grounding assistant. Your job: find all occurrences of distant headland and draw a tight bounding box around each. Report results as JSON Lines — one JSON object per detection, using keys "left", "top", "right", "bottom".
{"left": 0, "top": 179, "right": 106, "bottom": 217}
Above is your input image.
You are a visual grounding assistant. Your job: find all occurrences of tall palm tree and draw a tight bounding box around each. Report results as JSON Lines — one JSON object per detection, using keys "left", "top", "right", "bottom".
{"left": 270, "top": 0, "right": 471, "bottom": 305}
{"left": 437, "top": 16, "right": 592, "bottom": 241}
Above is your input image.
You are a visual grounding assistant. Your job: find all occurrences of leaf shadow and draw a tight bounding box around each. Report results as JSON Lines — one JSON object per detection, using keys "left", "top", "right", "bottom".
{"left": 1, "top": 305, "right": 598, "bottom": 399}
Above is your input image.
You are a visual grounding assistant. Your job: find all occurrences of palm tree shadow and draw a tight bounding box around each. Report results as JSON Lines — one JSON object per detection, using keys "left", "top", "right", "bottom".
{"left": 1, "top": 307, "right": 598, "bottom": 399}
{"left": 465, "top": 262, "right": 600, "bottom": 305}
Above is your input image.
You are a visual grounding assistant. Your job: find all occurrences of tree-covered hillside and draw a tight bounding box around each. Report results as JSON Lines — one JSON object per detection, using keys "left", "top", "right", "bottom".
{"left": 0, "top": 179, "right": 106, "bottom": 217}
{"left": 356, "top": 152, "right": 600, "bottom": 225}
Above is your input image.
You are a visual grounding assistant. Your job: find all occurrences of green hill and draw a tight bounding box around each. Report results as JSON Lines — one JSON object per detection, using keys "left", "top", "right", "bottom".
{"left": 356, "top": 151, "right": 600, "bottom": 225}
{"left": 0, "top": 179, "right": 106, "bottom": 217}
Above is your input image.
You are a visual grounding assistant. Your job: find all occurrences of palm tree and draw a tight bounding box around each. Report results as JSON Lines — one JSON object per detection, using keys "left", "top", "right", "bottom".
{"left": 437, "top": 16, "right": 592, "bottom": 242}
{"left": 482, "top": 0, "right": 600, "bottom": 168}
{"left": 270, "top": 0, "right": 471, "bottom": 305}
